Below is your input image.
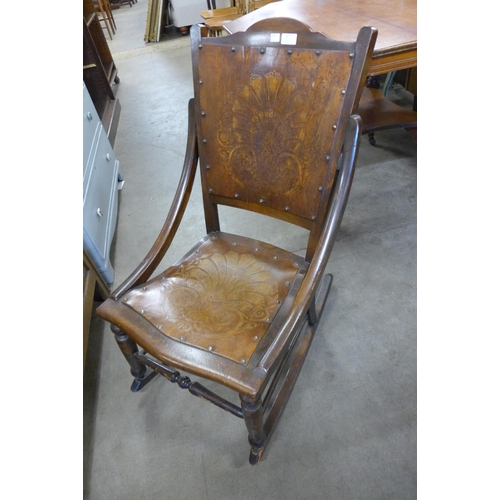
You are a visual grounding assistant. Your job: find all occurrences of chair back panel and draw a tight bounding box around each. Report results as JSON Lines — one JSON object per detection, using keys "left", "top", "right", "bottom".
{"left": 191, "top": 19, "right": 376, "bottom": 231}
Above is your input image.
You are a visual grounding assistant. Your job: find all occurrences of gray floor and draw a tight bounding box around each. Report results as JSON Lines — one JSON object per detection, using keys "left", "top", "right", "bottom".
{"left": 84, "top": 2, "right": 417, "bottom": 498}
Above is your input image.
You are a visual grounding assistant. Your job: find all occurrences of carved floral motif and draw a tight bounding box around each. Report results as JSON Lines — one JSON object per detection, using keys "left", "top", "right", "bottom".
{"left": 159, "top": 251, "right": 278, "bottom": 338}
{"left": 217, "top": 71, "right": 315, "bottom": 195}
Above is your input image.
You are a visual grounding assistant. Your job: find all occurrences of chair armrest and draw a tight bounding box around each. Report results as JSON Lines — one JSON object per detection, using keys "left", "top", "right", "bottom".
{"left": 111, "top": 99, "right": 199, "bottom": 299}
{"left": 257, "top": 114, "right": 362, "bottom": 372}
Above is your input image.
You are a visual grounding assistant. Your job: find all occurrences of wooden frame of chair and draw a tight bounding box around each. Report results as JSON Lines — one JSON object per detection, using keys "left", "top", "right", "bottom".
{"left": 96, "top": 18, "right": 377, "bottom": 465}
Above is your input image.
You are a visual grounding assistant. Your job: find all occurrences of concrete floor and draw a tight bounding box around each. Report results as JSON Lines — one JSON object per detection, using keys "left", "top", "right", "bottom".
{"left": 84, "top": 2, "right": 417, "bottom": 498}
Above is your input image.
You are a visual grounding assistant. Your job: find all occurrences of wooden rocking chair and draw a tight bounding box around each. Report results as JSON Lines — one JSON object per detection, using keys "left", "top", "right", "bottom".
{"left": 96, "top": 18, "right": 377, "bottom": 465}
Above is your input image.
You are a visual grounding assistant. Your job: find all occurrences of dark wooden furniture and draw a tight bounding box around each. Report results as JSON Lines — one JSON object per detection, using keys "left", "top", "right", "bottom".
{"left": 83, "top": 0, "right": 121, "bottom": 146}
{"left": 96, "top": 18, "right": 377, "bottom": 464}
{"left": 358, "top": 84, "right": 417, "bottom": 144}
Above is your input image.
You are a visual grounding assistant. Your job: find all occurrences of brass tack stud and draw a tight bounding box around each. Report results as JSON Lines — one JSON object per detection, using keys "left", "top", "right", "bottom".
{"left": 123, "top": 297, "right": 128, "bottom": 302}
{"left": 241, "top": 358, "right": 247, "bottom": 364}
{"left": 208, "top": 188, "right": 213, "bottom": 193}
{"left": 142, "top": 287, "right": 147, "bottom": 290}
{"left": 285, "top": 281, "right": 291, "bottom": 286}
{"left": 326, "top": 155, "right": 331, "bottom": 161}
{"left": 259, "top": 198, "right": 264, "bottom": 203}
{"left": 316, "top": 50, "right": 321, "bottom": 56}
{"left": 287, "top": 49, "right": 293, "bottom": 55}
{"left": 255, "top": 248, "right": 259, "bottom": 252}
{"left": 341, "top": 89, "right": 346, "bottom": 95}
{"left": 198, "top": 44, "right": 203, "bottom": 49}
{"left": 206, "top": 165, "right": 210, "bottom": 170}
{"left": 349, "top": 52, "right": 355, "bottom": 58}
{"left": 333, "top": 124, "right": 337, "bottom": 130}
{"left": 276, "top": 300, "right": 281, "bottom": 304}
{"left": 266, "top": 318, "right": 271, "bottom": 323}
{"left": 253, "top": 336, "right": 259, "bottom": 342}
{"left": 202, "top": 138, "right": 207, "bottom": 144}
{"left": 234, "top": 193, "right": 239, "bottom": 198}
{"left": 201, "top": 111, "right": 206, "bottom": 116}
{"left": 318, "top": 186, "right": 323, "bottom": 191}
{"left": 311, "top": 215, "right": 316, "bottom": 220}
{"left": 141, "top": 310, "right": 145, "bottom": 315}
{"left": 180, "top": 336, "right": 185, "bottom": 341}
{"left": 231, "top": 242, "right": 237, "bottom": 246}
{"left": 260, "top": 48, "right": 266, "bottom": 54}
{"left": 231, "top": 46, "right": 236, "bottom": 52}
{"left": 285, "top": 206, "right": 290, "bottom": 211}
{"left": 199, "top": 79, "right": 203, "bottom": 84}
{"left": 158, "top": 325, "right": 163, "bottom": 330}
{"left": 294, "top": 262, "right": 299, "bottom": 268}
{"left": 273, "top": 256, "right": 278, "bottom": 260}
{"left": 208, "top": 346, "right": 214, "bottom": 352}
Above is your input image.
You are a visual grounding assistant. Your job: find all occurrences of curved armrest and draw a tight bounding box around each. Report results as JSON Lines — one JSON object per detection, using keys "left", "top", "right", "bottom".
{"left": 258, "top": 114, "right": 362, "bottom": 373}
{"left": 111, "top": 99, "right": 199, "bottom": 299}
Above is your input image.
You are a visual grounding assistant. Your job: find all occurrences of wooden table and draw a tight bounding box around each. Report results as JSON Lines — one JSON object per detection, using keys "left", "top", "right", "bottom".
{"left": 224, "top": 0, "right": 417, "bottom": 76}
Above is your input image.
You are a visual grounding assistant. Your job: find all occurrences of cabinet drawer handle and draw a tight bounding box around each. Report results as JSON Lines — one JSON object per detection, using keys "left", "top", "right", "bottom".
{"left": 96, "top": 208, "right": 103, "bottom": 217}
{"left": 87, "top": 112, "right": 93, "bottom": 121}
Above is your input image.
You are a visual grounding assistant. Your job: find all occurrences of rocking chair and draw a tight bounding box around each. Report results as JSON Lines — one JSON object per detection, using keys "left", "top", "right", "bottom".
{"left": 96, "top": 18, "right": 377, "bottom": 464}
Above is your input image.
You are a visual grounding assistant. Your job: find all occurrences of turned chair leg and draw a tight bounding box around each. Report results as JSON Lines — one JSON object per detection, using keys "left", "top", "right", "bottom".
{"left": 240, "top": 395, "right": 266, "bottom": 465}
{"left": 111, "top": 325, "right": 158, "bottom": 392}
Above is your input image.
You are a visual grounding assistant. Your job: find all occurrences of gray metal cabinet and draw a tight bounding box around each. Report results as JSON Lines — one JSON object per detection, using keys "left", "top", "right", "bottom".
{"left": 83, "top": 82, "right": 122, "bottom": 284}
